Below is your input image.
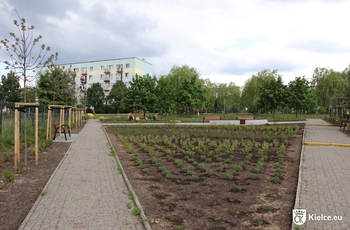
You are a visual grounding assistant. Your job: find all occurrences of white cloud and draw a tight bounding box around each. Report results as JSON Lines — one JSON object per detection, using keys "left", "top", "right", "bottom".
{"left": 1, "top": 0, "right": 349, "bottom": 86}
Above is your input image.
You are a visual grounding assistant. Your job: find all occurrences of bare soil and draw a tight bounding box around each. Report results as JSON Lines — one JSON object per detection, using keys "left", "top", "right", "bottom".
{"left": 105, "top": 124, "right": 304, "bottom": 230}
{"left": 0, "top": 122, "right": 85, "bottom": 230}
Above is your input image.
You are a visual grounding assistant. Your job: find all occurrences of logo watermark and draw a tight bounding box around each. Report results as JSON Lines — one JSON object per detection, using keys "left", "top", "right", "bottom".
{"left": 293, "top": 209, "right": 343, "bottom": 225}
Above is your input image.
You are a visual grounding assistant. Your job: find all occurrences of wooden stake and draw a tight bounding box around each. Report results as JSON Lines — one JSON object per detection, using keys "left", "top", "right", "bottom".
{"left": 35, "top": 107, "right": 39, "bottom": 166}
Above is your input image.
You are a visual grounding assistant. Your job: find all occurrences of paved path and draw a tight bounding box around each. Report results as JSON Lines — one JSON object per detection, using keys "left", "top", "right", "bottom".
{"left": 295, "top": 119, "right": 350, "bottom": 229}
{"left": 19, "top": 119, "right": 145, "bottom": 230}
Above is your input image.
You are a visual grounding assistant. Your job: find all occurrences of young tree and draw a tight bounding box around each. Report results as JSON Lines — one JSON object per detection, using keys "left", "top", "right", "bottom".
{"left": 107, "top": 81, "right": 127, "bottom": 113}
{"left": 86, "top": 83, "right": 104, "bottom": 112}
{"left": 122, "top": 74, "right": 158, "bottom": 118}
{"left": 0, "top": 12, "right": 57, "bottom": 102}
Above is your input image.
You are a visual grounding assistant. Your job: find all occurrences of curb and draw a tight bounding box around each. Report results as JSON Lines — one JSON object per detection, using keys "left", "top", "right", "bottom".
{"left": 291, "top": 128, "right": 306, "bottom": 230}
{"left": 304, "top": 142, "right": 350, "bottom": 147}
{"left": 102, "top": 125, "right": 152, "bottom": 230}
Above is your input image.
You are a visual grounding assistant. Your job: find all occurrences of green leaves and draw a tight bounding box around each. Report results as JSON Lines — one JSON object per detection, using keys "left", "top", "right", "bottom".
{"left": 122, "top": 74, "right": 158, "bottom": 116}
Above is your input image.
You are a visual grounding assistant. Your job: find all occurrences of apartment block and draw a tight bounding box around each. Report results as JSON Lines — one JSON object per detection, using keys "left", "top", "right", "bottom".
{"left": 59, "top": 57, "right": 152, "bottom": 105}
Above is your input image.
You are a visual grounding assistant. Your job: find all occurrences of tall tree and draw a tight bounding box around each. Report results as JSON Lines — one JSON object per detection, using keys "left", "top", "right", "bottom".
{"left": 287, "top": 76, "right": 315, "bottom": 117}
{"left": 0, "top": 11, "right": 57, "bottom": 102}
{"left": 311, "top": 67, "right": 346, "bottom": 111}
{"left": 165, "top": 65, "right": 206, "bottom": 113}
{"left": 156, "top": 75, "right": 177, "bottom": 114}
{"left": 241, "top": 69, "right": 278, "bottom": 113}
{"left": 122, "top": 74, "right": 158, "bottom": 118}
{"left": 203, "top": 78, "right": 217, "bottom": 113}
{"left": 37, "top": 66, "right": 73, "bottom": 105}
{"left": 257, "top": 76, "right": 287, "bottom": 118}
{"left": 0, "top": 72, "right": 22, "bottom": 108}
{"left": 107, "top": 81, "right": 127, "bottom": 113}
{"left": 214, "top": 82, "right": 241, "bottom": 113}
{"left": 86, "top": 83, "right": 104, "bottom": 111}
{"left": 176, "top": 75, "right": 205, "bottom": 113}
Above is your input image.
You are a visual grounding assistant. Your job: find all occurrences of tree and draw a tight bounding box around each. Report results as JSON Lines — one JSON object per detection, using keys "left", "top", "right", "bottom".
{"left": 86, "top": 83, "right": 104, "bottom": 112}
{"left": 241, "top": 69, "right": 277, "bottom": 113}
{"left": 122, "top": 74, "right": 158, "bottom": 118}
{"left": 176, "top": 75, "right": 206, "bottom": 113}
{"left": 202, "top": 78, "right": 217, "bottom": 113}
{"left": 214, "top": 82, "right": 241, "bottom": 113}
{"left": 0, "top": 72, "right": 22, "bottom": 109}
{"left": 257, "top": 76, "right": 287, "bottom": 118}
{"left": 107, "top": 81, "right": 127, "bottom": 113}
{"left": 287, "top": 76, "right": 315, "bottom": 117}
{"left": 155, "top": 75, "right": 177, "bottom": 114}
{"left": 37, "top": 66, "right": 73, "bottom": 105}
{"left": 311, "top": 67, "right": 347, "bottom": 111}
{"left": 0, "top": 11, "right": 57, "bottom": 102}
{"left": 165, "top": 65, "right": 206, "bottom": 113}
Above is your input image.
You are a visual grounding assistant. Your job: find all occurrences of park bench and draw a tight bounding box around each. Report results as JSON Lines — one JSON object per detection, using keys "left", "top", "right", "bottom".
{"left": 53, "top": 123, "right": 71, "bottom": 140}
{"left": 340, "top": 119, "right": 350, "bottom": 130}
{"left": 236, "top": 115, "right": 255, "bottom": 125}
{"left": 203, "top": 116, "right": 221, "bottom": 123}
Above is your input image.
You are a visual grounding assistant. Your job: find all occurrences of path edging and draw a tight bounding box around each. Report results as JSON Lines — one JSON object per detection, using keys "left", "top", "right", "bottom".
{"left": 102, "top": 125, "right": 152, "bottom": 230}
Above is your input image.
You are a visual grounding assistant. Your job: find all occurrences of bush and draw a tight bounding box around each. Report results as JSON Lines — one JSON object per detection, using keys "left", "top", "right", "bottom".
{"left": 16, "top": 162, "right": 25, "bottom": 174}
{"left": 3, "top": 170, "right": 14, "bottom": 182}
{"left": 3, "top": 152, "right": 10, "bottom": 162}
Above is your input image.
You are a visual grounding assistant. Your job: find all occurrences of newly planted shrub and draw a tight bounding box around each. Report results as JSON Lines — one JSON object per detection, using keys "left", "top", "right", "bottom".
{"left": 2, "top": 170, "right": 14, "bottom": 182}
{"left": 3, "top": 152, "right": 10, "bottom": 162}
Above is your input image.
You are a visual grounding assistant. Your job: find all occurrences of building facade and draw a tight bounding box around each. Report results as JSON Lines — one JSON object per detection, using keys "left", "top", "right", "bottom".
{"left": 59, "top": 57, "right": 152, "bottom": 105}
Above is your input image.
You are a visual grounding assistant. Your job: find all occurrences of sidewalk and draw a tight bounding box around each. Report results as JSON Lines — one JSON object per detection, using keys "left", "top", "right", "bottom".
{"left": 19, "top": 119, "right": 145, "bottom": 230}
{"left": 295, "top": 119, "right": 350, "bottom": 229}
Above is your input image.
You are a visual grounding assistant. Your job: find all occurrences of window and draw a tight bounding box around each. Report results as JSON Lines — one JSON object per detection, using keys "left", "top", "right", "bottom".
{"left": 89, "top": 75, "right": 92, "bottom": 80}
{"left": 108, "top": 65, "right": 113, "bottom": 70}
{"left": 73, "top": 68, "right": 79, "bottom": 72}
{"left": 126, "top": 63, "right": 130, "bottom": 68}
{"left": 89, "top": 66, "right": 93, "bottom": 71}
{"left": 101, "top": 65, "right": 104, "bottom": 70}
{"left": 125, "top": 73, "right": 128, "bottom": 78}
{"left": 100, "top": 74, "right": 103, "bottom": 80}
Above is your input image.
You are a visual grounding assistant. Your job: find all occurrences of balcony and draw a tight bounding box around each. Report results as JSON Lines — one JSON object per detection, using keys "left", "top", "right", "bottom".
{"left": 116, "top": 68, "right": 123, "bottom": 73}
{"left": 80, "top": 77, "right": 86, "bottom": 84}
{"left": 80, "top": 89, "right": 86, "bottom": 93}
{"left": 71, "top": 81, "right": 76, "bottom": 85}
{"left": 103, "top": 87, "right": 111, "bottom": 91}
{"left": 104, "top": 68, "right": 111, "bottom": 74}
{"left": 81, "top": 70, "right": 87, "bottom": 76}
{"left": 70, "top": 71, "right": 76, "bottom": 77}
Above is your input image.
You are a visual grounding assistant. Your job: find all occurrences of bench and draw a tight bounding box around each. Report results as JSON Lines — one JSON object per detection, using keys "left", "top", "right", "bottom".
{"left": 203, "top": 116, "right": 221, "bottom": 123}
{"left": 340, "top": 120, "right": 350, "bottom": 130}
{"left": 53, "top": 123, "right": 71, "bottom": 140}
{"left": 236, "top": 116, "right": 255, "bottom": 125}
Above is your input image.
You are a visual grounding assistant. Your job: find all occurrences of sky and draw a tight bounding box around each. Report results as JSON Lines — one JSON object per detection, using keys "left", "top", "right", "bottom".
{"left": 0, "top": 0, "right": 350, "bottom": 87}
